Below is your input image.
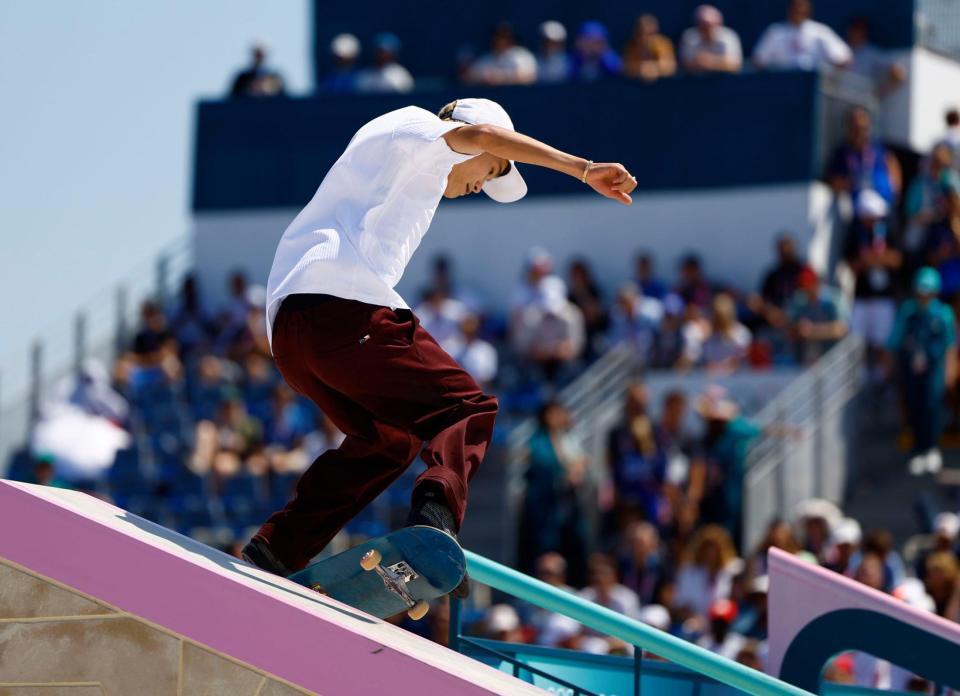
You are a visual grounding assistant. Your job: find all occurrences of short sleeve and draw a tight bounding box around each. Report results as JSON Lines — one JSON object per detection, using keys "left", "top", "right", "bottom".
{"left": 821, "top": 26, "right": 853, "bottom": 65}
{"left": 392, "top": 109, "right": 475, "bottom": 168}
{"left": 723, "top": 29, "right": 743, "bottom": 62}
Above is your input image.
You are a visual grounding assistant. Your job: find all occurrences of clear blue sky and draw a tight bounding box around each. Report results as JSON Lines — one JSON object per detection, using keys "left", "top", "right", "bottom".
{"left": 0, "top": 1, "right": 309, "bottom": 396}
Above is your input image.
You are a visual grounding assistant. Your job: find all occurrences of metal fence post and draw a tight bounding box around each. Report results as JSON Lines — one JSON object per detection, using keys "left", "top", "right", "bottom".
{"left": 156, "top": 254, "right": 170, "bottom": 308}
{"left": 114, "top": 285, "right": 128, "bottom": 361}
{"left": 776, "top": 405, "right": 788, "bottom": 514}
{"left": 813, "top": 364, "right": 825, "bottom": 496}
{"left": 74, "top": 311, "right": 87, "bottom": 375}
{"left": 28, "top": 342, "right": 42, "bottom": 429}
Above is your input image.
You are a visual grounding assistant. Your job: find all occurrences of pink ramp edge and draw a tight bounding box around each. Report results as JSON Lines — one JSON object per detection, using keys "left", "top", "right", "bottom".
{"left": 767, "top": 547, "right": 960, "bottom": 676}
{"left": 0, "top": 481, "right": 541, "bottom": 695}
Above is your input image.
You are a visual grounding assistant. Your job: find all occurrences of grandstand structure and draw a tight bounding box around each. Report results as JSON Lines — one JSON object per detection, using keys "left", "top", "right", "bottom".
{"left": 3, "top": 0, "right": 960, "bottom": 692}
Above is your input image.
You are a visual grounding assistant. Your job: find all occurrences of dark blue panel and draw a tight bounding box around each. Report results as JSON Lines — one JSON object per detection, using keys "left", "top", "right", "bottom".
{"left": 311, "top": 0, "right": 915, "bottom": 83}
{"left": 192, "top": 71, "right": 820, "bottom": 211}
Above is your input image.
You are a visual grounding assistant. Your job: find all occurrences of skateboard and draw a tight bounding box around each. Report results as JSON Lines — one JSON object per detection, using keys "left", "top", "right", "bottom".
{"left": 288, "top": 526, "right": 466, "bottom": 620}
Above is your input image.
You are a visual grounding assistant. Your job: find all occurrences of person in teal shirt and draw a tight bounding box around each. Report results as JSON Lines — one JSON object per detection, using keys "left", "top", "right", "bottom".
{"left": 888, "top": 267, "right": 957, "bottom": 475}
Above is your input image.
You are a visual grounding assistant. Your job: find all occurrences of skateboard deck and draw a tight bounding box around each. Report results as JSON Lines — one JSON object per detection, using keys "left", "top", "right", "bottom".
{"left": 288, "top": 526, "right": 466, "bottom": 620}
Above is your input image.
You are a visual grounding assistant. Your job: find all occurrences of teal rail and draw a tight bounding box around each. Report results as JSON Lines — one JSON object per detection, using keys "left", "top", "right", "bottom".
{"left": 464, "top": 550, "right": 814, "bottom": 696}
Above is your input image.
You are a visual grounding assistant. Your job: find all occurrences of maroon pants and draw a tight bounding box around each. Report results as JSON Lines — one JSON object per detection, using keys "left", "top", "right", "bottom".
{"left": 255, "top": 294, "right": 498, "bottom": 571}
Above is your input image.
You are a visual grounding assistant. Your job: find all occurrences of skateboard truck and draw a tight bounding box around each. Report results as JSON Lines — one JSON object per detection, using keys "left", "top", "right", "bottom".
{"left": 360, "top": 549, "right": 430, "bottom": 620}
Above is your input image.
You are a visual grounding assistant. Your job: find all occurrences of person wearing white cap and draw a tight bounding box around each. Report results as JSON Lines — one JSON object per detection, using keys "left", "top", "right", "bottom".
{"left": 843, "top": 185, "right": 902, "bottom": 371}
{"left": 324, "top": 33, "right": 361, "bottom": 93}
{"left": 679, "top": 5, "right": 743, "bottom": 74}
{"left": 246, "top": 97, "right": 637, "bottom": 595}
{"left": 537, "top": 20, "right": 571, "bottom": 83}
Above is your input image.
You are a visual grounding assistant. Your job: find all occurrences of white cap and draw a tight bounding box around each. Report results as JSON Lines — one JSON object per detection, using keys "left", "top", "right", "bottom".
{"left": 537, "top": 276, "right": 569, "bottom": 314}
{"left": 638, "top": 604, "right": 671, "bottom": 631}
{"left": 486, "top": 604, "right": 520, "bottom": 633}
{"left": 831, "top": 518, "right": 862, "bottom": 546}
{"left": 449, "top": 98, "right": 528, "bottom": 203}
{"left": 856, "top": 189, "right": 889, "bottom": 219}
{"left": 540, "top": 20, "right": 567, "bottom": 43}
{"left": 330, "top": 33, "right": 360, "bottom": 59}
{"left": 794, "top": 498, "right": 843, "bottom": 530}
{"left": 749, "top": 575, "right": 770, "bottom": 595}
{"left": 934, "top": 512, "right": 960, "bottom": 539}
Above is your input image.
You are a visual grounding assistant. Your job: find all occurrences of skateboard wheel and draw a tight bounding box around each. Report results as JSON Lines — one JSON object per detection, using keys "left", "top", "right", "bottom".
{"left": 360, "top": 549, "right": 382, "bottom": 571}
{"left": 407, "top": 600, "right": 429, "bottom": 621}
{"left": 311, "top": 583, "right": 328, "bottom": 595}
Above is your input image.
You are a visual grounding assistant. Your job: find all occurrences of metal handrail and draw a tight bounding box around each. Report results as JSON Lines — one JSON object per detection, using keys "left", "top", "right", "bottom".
{"left": 463, "top": 550, "right": 814, "bottom": 696}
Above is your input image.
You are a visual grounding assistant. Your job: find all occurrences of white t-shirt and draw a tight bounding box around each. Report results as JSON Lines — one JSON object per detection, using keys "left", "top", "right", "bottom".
{"left": 753, "top": 20, "right": 852, "bottom": 71}
{"left": 469, "top": 46, "right": 537, "bottom": 84}
{"left": 265, "top": 106, "right": 473, "bottom": 348}
{"left": 679, "top": 26, "right": 742, "bottom": 65}
{"left": 355, "top": 63, "right": 414, "bottom": 93}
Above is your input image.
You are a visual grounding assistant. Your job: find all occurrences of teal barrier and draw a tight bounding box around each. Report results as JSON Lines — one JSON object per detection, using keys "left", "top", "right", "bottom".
{"left": 464, "top": 550, "right": 813, "bottom": 696}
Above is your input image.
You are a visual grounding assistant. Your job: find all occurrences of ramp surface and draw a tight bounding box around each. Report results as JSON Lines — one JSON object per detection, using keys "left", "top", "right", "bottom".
{"left": 0, "top": 480, "right": 542, "bottom": 695}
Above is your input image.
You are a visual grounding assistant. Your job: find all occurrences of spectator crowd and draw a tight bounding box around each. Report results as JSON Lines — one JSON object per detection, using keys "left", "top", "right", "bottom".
{"left": 229, "top": 1, "right": 904, "bottom": 99}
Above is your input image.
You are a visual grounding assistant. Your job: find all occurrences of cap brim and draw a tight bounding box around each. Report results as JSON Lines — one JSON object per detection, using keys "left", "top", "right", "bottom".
{"left": 483, "top": 162, "right": 527, "bottom": 203}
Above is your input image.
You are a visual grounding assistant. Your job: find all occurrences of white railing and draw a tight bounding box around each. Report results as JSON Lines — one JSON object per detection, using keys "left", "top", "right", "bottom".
{"left": 743, "top": 334, "right": 865, "bottom": 551}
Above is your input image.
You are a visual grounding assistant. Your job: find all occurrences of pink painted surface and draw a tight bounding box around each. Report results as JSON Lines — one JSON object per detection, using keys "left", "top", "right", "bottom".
{"left": 767, "top": 547, "right": 960, "bottom": 676}
{"left": 0, "top": 480, "right": 542, "bottom": 696}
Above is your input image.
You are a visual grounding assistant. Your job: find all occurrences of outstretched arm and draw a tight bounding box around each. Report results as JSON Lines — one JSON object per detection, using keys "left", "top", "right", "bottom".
{"left": 443, "top": 124, "right": 638, "bottom": 205}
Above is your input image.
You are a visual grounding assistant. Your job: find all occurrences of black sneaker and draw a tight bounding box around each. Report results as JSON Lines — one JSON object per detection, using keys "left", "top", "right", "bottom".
{"left": 241, "top": 536, "right": 292, "bottom": 577}
{"left": 406, "top": 484, "right": 470, "bottom": 599}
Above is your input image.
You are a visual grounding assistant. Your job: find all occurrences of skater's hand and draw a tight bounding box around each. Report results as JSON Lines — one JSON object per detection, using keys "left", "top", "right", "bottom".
{"left": 585, "top": 163, "right": 637, "bottom": 205}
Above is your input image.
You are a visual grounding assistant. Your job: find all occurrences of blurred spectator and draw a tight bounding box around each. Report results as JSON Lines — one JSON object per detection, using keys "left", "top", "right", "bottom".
{"left": 795, "top": 498, "right": 843, "bottom": 563}
{"left": 415, "top": 289, "right": 469, "bottom": 354}
{"left": 466, "top": 22, "right": 537, "bottom": 85}
{"left": 569, "top": 21, "right": 622, "bottom": 82}
{"left": 825, "top": 517, "right": 862, "bottom": 576}
{"left": 888, "top": 267, "right": 956, "bottom": 476}
{"left": 217, "top": 271, "right": 253, "bottom": 351}
{"left": 936, "top": 108, "right": 960, "bottom": 172}
{"left": 843, "top": 190, "right": 901, "bottom": 366}
{"left": 913, "top": 512, "right": 960, "bottom": 578}
{"left": 842, "top": 17, "right": 906, "bottom": 98}
{"left": 622, "top": 15, "right": 676, "bottom": 82}
{"left": 921, "top": 146, "right": 960, "bottom": 301}
{"left": 696, "top": 387, "right": 762, "bottom": 544}
{"left": 452, "top": 314, "right": 498, "bottom": 390}
{"left": 484, "top": 605, "right": 524, "bottom": 643}
{"left": 921, "top": 551, "right": 959, "bottom": 618}
{"left": 859, "top": 529, "right": 907, "bottom": 591}
{"left": 753, "top": 0, "right": 852, "bottom": 71}
{"left": 518, "top": 401, "right": 590, "bottom": 586}
{"left": 748, "top": 520, "right": 801, "bottom": 577}
{"left": 906, "top": 145, "right": 960, "bottom": 281}
{"left": 827, "top": 107, "right": 902, "bottom": 209}
{"left": 576, "top": 554, "right": 641, "bottom": 654}
{"left": 169, "top": 274, "right": 214, "bottom": 359}
{"left": 651, "top": 295, "right": 690, "bottom": 368}
{"left": 656, "top": 390, "right": 704, "bottom": 537}
{"left": 676, "top": 253, "right": 712, "bottom": 308}
{"left": 617, "top": 521, "right": 667, "bottom": 605}
{"left": 118, "top": 301, "right": 181, "bottom": 387}
{"left": 730, "top": 575, "right": 769, "bottom": 642}
{"left": 607, "top": 282, "right": 664, "bottom": 362}
{"left": 675, "top": 302, "right": 711, "bottom": 371}
{"left": 697, "top": 598, "right": 746, "bottom": 660}
{"left": 674, "top": 525, "right": 739, "bottom": 623}
{"left": 229, "top": 42, "right": 285, "bottom": 98}
{"left": 513, "top": 276, "right": 586, "bottom": 384}
{"left": 702, "top": 293, "right": 752, "bottom": 372}
{"left": 567, "top": 258, "right": 607, "bottom": 357}
{"left": 754, "top": 233, "right": 804, "bottom": 330}
{"left": 607, "top": 383, "right": 667, "bottom": 527}
{"left": 787, "top": 267, "right": 847, "bottom": 365}
{"left": 356, "top": 33, "right": 414, "bottom": 93}
{"left": 324, "top": 33, "right": 361, "bottom": 92}
{"left": 855, "top": 552, "right": 886, "bottom": 593}
{"left": 523, "top": 552, "right": 575, "bottom": 638}
{"left": 636, "top": 252, "right": 668, "bottom": 300}
{"left": 537, "top": 21, "right": 571, "bottom": 83}
{"left": 680, "top": 5, "right": 743, "bottom": 75}
{"left": 510, "top": 246, "right": 556, "bottom": 327}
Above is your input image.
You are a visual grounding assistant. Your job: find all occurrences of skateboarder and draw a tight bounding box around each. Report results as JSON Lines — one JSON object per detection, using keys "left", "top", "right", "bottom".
{"left": 243, "top": 98, "right": 637, "bottom": 596}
